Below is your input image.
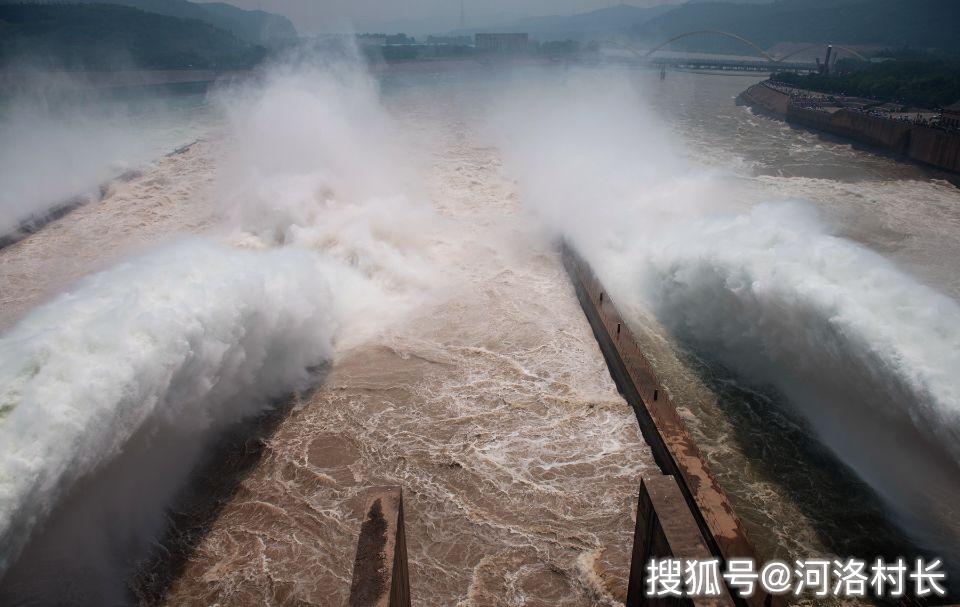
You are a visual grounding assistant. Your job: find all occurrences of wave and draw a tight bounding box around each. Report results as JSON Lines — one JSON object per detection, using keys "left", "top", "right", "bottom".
{"left": 0, "top": 54, "right": 438, "bottom": 602}
{"left": 0, "top": 241, "right": 337, "bottom": 585}
{"left": 491, "top": 67, "right": 960, "bottom": 568}
{"left": 636, "top": 201, "right": 960, "bottom": 558}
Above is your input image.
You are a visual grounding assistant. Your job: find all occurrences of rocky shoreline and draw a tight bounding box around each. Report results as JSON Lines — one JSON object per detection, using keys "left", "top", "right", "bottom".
{"left": 738, "top": 81, "right": 960, "bottom": 176}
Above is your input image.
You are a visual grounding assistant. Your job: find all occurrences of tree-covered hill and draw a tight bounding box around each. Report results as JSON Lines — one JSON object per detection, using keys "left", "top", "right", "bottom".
{"left": 772, "top": 52, "right": 960, "bottom": 108}
{"left": 0, "top": 3, "right": 267, "bottom": 70}
{"left": 450, "top": 4, "right": 674, "bottom": 41}
{"left": 195, "top": 1, "right": 296, "bottom": 45}
{"left": 0, "top": 0, "right": 296, "bottom": 46}
{"left": 633, "top": 0, "right": 960, "bottom": 56}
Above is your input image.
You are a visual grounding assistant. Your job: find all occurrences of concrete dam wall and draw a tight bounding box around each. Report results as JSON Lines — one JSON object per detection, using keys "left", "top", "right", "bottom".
{"left": 807, "top": 107, "right": 913, "bottom": 153}
{"left": 910, "top": 125, "right": 960, "bottom": 173}
{"left": 736, "top": 82, "right": 790, "bottom": 116}
{"left": 738, "top": 83, "right": 960, "bottom": 175}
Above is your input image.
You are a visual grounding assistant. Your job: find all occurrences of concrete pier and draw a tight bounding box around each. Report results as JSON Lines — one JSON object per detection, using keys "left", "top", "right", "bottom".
{"left": 562, "top": 245, "right": 778, "bottom": 607}
{"left": 627, "top": 476, "right": 735, "bottom": 607}
{"left": 349, "top": 487, "right": 411, "bottom": 607}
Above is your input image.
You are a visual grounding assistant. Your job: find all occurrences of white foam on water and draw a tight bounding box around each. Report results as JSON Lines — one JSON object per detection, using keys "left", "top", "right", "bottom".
{"left": 637, "top": 202, "right": 960, "bottom": 543}
{"left": 0, "top": 54, "right": 440, "bottom": 601}
{"left": 0, "top": 241, "right": 337, "bottom": 574}
{"left": 212, "top": 59, "right": 441, "bottom": 349}
{"left": 0, "top": 80, "right": 209, "bottom": 236}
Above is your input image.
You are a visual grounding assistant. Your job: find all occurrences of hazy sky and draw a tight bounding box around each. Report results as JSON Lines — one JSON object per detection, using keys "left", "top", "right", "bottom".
{"left": 222, "top": 0, "right": 685, "bottom": 35}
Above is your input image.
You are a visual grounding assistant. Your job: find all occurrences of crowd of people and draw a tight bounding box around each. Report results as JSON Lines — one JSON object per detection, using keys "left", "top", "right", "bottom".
{"left": 761, "top": 80, "right": 959, "bottom": 132}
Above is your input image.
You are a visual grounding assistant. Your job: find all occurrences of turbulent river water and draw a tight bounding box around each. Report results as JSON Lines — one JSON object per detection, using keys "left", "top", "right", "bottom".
{"left": 625, "top": 69, "right": 960, "bottom": 573}
{"left": 0, "top": 62, "right": 958, "bottom": 606}
{"left": 495, "top": 66, "right": 960, "bottom": 599}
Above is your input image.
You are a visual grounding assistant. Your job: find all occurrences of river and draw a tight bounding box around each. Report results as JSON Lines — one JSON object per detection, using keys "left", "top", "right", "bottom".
{"left": 639, "top": 68, "right": 960, "bottom": 570}
{"left": 0, "top": 62, "right": 957, "bottom": 605}
{"left": 504, "top": 65, "right": 960, "bottom": 597}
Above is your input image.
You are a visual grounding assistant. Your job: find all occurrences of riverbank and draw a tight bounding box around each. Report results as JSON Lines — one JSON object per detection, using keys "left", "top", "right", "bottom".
{"left": 737, "top": 82, "right": 960, "bottom": 175}
{"left": 0, "top": 69, "right": 254, "bottom": 99}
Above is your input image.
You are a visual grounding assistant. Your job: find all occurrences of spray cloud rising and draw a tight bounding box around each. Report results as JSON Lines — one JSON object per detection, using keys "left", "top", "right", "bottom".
{"left": 0, "top": 77, "right": 208, "bottom": 238}
{"left": 0, "top": 54, "right": 436, "bottom": 602}
{"left": 491, "top": 67, "right": 960, "bottom": 564}
{"left": 4, "top": 55, "right": 960, "bottom": 602}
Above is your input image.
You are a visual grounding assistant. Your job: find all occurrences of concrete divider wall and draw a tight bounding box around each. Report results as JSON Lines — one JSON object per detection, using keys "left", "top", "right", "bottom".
{"left": 736, "top": 83, "right": 789, "bottom": 115}
{"left": 349, "top": 487, "right": 411, "bottom": 607}
{"left": 562, "top": 246, "right": 782, "bottom": 607}
{"left": 627, "top": 476, "right": 736, "bottom": 607}
{"left": 909, "top": 126, "right": 960, "bottom": 173}
{"left": 831, "top": 109, "right": 912, "bottom": 153}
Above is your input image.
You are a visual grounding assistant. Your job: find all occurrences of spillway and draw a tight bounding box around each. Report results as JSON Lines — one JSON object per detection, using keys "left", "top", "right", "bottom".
{"left": 1, "top": 63, "right": 958, "bottom": 606}
{"left": 144, "top": 92, "right": 653, "bottom": 606}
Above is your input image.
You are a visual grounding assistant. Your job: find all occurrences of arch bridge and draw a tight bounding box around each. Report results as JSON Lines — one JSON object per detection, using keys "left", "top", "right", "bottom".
{"left": 604, "top": 31, "right": 868, "bottom": 66}
{"left": 644, "top": 30, "right": 777, "bottom": 62}
{"left": 775, "top": 43, "right": 868, "bottom": 63}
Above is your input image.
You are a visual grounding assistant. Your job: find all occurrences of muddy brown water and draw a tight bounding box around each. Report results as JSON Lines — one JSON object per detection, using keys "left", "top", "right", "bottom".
{"left": 150, "top": 135, "right": 654, "bottom": 605}
{"left": 1, "top": 68, "right": 656, "bottom": 606}
{"left": 5, "top": 65, "right": 960, "bottom": 606}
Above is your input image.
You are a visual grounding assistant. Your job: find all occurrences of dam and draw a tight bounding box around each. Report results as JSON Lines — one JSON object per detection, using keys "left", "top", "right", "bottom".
{"left": 1, "top": 62, "right": 959, "bottom": 606}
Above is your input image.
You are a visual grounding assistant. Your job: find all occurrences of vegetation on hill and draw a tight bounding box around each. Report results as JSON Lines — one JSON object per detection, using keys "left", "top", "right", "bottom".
{"left": 0, "top": 3, "right": 267, "bottom": 70}
{"left": 0, "top": 0, "right": 296, "bottom": 46}
{"left": 452, "top": 4, "right": 673, "bottom": 41}
{"left": 633, "top": 0, "right": 960, "bottom": 56}
{"left": 187, "top": 2, "right": 295, "bottom": 45}
{"left": 772, "top": 51, "right": 960, "bottom": 108}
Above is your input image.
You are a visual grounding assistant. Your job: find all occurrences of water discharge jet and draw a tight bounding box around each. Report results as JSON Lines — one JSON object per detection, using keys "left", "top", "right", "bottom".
{"left": 1, "top": 55, "right": 959, "bottom": 605}
{"left": 492, "top": 65, "right": 960, "bottom": 583}
{"left": 0, "top": 53, "right": 443, "bottom": 602}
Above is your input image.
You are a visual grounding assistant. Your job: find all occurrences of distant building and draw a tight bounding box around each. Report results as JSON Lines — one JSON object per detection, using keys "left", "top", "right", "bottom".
{"left": 475, "top": 33, "right": 529, "bottom": 53}
{"left": 942, "top": 101, "right": 960, "bottom": 129}
{"left": 426, "top": 35, "right": 472, "bottom": 46}
{"left": 385, "top": 33, "right": 416, "bottom": 45}
{"left": 356, "top": 33, "right": 387, "bottom": 47}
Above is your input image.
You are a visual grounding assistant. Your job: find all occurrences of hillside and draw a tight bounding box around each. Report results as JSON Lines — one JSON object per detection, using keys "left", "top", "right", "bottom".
{"left": 686, "top": 0, "right": 773, "bottom": 3}
{"left": 0, "top": 0, "right": 297, "bottom": 46}
{"left": 632, "top": 0, "right": 960, "bottom": 55}
{"left": 0, "top": 3, "right": 267, "bottom": 70}
{"left": 197, "top": 2, "right": 296, "bottom": 45}
{"left": 453, "top": 3, "right": 674, "bottom": 41}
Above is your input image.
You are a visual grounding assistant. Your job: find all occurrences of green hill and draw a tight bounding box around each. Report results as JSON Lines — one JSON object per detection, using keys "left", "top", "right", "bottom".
{"left": 0, "top": 3, "right": 267, "bottom": 70}
{"left": 773, "top": 52, "right": 960, "bottom": 108}
{"left": 633, "top": 0, "right": 960, "bottom": 56}
{"left": 0, "top": 0, "right": 296, "bottom": 46}
{"left": 195, "top": 2, "right": 296, "bottom": 45}
{"left": 451, "top": 4, "right": 674, "bottom": 41}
